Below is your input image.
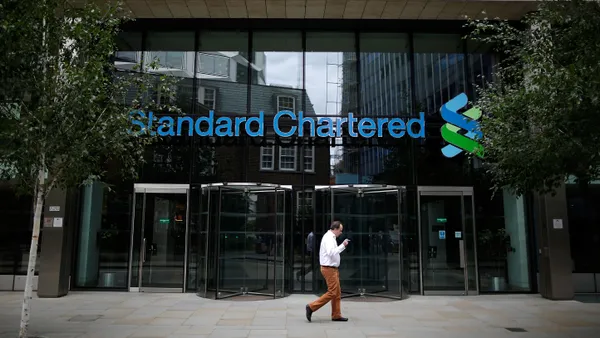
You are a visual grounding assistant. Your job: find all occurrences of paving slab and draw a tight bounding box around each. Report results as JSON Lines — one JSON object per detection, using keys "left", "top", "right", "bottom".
{"left": 0, "top": 292, "right": 599, "bottom": 338}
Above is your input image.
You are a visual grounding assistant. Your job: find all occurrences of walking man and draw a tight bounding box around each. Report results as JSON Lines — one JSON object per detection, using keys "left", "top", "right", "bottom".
{"left": 305, "top": 221, "right": 349, "bottom": 322}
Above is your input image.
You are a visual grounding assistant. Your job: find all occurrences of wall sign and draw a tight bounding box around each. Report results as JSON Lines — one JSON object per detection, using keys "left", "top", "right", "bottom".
{"left": 438, "top": 230, "right": 446, "bottom": 240}
{"left": 130, "top": 111, "right": 426, "bottom": 139}
{"left": 553, "top": 219, "right": 563, "bottom": 229}
{"left": 440, "top": 93, "right": 485, "bottom": 159}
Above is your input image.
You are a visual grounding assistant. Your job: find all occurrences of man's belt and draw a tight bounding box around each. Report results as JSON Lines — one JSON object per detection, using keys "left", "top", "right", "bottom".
{"left": 321, "top": 265, "right": 338, "bottom": 269}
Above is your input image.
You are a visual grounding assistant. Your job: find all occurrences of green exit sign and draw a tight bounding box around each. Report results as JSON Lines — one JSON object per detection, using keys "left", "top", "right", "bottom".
{"left": 436, "top": 218, "right": 447, "bottom": 223}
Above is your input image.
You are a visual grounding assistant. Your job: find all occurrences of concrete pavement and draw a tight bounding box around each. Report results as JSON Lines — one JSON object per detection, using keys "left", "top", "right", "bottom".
{"left": 0, "top": 292, "right": 599, "bottom": 338}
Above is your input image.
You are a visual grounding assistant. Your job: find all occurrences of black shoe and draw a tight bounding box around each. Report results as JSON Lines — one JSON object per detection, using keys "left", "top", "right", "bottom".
{"left": 305, "top": 304, "right": 313, "bottom": 322}
{"left": 332, "top": 317, "right": 348, "bottom": 322}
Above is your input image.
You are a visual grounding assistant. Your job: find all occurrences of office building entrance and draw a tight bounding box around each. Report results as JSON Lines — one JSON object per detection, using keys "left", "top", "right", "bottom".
{"left": 127, "top": 183, "right": 480, "bottom": 298}
{"left": 129, "top": 184, "right": 190, "bottom": 292}
{"left": 313, "top": 185, "right": 406, "bottom": 300}
{"left": 195, "top": 183, "right": 291, "bottom": 299}
{"left": 418, "top": 186, "right": 479, "bottom": 295}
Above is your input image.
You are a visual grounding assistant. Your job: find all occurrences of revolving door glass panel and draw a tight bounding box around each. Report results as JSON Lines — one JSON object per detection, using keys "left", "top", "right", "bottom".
{"left": 199, "top": 183, "right": 291, "bottom": 299}
{"left": 315, "top": 185, "right": 405, "bottom": 299}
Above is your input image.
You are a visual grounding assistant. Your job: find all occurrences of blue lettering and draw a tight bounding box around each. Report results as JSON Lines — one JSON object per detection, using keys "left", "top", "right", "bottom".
{"left": 336, "top": 117, "right": 347, "bottom": 136}
{"left": 215, "top": 117, "right": 233, "bottom": 137}
{"left": 129, "top": 110, "right": 427, "bottom": 139}
{"left": 298, "top": 112, "right": 315, "bottom": 137}
{"left": 317, "top": 118, "right": 335, "bottom": 137}
{"left": 407, "top": 112, "right": 425, "bottom": 138}
{"left": 235, "top": 117, "right": 247, "bottom": 136}
{"left": 246, "top": 112, "right": 264, "bottom": 137}
{"left": 274, "top": 111, "right": 297, "bottom": 137}
{"left": 195, "top": 110, "right": 214, "bottom": 137}
{"left": 388, "top": 118, "right": 406, "bottom": 138}
{"left": 377, "top": 118, "right": 388, "bottom": 137}
{"left": 347, "top": 113, "right": 358, "bottom": 137}
{"left": 176, "top": 116, "right": 194, "bottom": 136}
{"left": 358, "top": 118, "right": 376, "bottom": 138}
{"left": 147, "top": 111, "right": 157, "bottom": 136}
{"left": 129, "top": 111, "right": 146, "bottom": 135}
{"left": 157, "top": 116, "right": 175, "bottom": 136}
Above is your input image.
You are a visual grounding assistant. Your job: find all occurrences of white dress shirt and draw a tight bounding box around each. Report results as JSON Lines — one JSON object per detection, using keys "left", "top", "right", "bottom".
{"left": 319, "top": 230, "right": 346, "bottom": 267}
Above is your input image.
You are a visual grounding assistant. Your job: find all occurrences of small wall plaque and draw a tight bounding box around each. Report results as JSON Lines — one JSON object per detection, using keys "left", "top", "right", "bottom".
{"left": 552, "top": 219, "right": 563, "bottom": 229}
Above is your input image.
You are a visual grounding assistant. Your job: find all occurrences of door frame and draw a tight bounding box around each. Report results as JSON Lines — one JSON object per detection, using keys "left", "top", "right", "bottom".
{"left": 417, "top": 186, "right": 479, "bottom": 296}
{"left": 313, "top": 184, "right": 406, "bottom": 299}
{"left": 128, "top": 183, "right": 191, "bottom": 293}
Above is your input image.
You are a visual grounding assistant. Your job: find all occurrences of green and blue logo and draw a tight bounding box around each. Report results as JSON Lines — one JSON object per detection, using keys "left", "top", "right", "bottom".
{"left": 440, "top": 93, "right": 484, "bottom": 158}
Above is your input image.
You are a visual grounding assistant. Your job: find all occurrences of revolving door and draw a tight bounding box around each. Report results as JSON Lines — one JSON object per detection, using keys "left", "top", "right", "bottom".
{"left": 315, "top": 185, "right": 407, "bottom": 300}
{"left": 196, "top": 183, "right": 291, "bottom": 299}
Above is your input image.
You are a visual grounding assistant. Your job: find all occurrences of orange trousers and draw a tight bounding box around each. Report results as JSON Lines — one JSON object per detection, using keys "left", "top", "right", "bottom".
{"left": 308, "top": 266, "right": 342, "bottom": 319}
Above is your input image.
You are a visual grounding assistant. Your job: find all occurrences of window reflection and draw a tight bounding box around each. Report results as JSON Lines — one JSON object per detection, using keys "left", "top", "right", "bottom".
{"left": 305, "top": 32, "right": 355, "bottom": 183}
{"left": 114, "top": 31, "right": 142, "bottom": 72}
{"left": 68, "top": 28, "right": 523, "bottom": 297}
{"left": 75, "top": 182, "right": 132, "bottom": 288}
{"left": 412, "top": 34, "right": 470, "bottom": 186}
{"left": 0, "top": 186, "right": 40, "bottom": 277}
{"left": 359, "top": 33, "right": 413, "bottom": 187}
{"left": 250, "top": 32, "right": 309, "bottom": 182}
{"left": 137, "top": 32, "right": 195, "bottom": 184}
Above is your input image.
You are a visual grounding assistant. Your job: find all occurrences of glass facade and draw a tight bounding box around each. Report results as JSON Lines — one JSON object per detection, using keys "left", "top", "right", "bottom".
{"left": 0, "top": 22, "right": 543, "bottom": 295}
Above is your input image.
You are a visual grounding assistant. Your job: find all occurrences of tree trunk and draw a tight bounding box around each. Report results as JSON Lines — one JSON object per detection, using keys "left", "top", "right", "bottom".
{"left": 19, "top": 168, "right": 45, "bottom": 338}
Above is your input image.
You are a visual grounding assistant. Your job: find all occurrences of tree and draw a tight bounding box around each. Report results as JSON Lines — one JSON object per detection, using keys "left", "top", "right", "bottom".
{"left": 466, "top": 0, "right": 600, "bottom": 196}
{"left": 0, "top": 1, "right": 181, "bottom": 337}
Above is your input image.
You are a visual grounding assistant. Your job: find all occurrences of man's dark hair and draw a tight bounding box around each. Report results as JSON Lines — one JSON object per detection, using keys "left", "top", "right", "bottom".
{"left": 330, "top": 221, "right": 342, "bottom": 230}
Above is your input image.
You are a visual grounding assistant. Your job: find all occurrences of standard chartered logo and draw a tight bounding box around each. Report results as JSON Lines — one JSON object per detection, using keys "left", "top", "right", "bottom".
{"left": 440, "top": 93, "right": 484, "bottom": 159}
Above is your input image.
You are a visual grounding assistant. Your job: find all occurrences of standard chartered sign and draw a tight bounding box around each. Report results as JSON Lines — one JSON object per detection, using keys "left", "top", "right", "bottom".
{"left": 130, "top": 110, "right": 426, "bottom": 139}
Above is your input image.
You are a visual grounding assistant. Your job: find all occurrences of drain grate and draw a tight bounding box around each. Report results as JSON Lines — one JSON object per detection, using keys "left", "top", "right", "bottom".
{"left": 506, "top": 327, "right": 527, "bottom": 332}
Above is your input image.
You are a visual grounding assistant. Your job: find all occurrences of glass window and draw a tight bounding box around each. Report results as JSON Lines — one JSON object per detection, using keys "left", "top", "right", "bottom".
{"left": 297, "top": 191, "right": 313, "bottom": 216}
{"left": 279, "top": 146, "right": 297, "bottom": 171}
{"left": 474, "top": 181, "right": 532, "bottom": 292}
{"left": 412, "top": 34, "right": 472, "bottom": 186}
{"left": 199, "top": 87, "right": 216, "bottom": 110}
{"left": 197, "top": 31, "right": 248, "bottom": 115}
{"left": 0, "top": 186, "right": 39, "bottom": 276}
{"left": 304, "top": 146, "right": 315, "bottom": 172}
{"left": 74, "top": 182, "right": 132, "bottom": 288}
{"left": 566, "top": 182, "right": 600, "bottom": 273}
{"left": 114, "top": 31, "right": 142, "bottom": 72}
{"left": 305, "top": 32, "right": 355, "bottom": 184}
{"left": 260, "top": 145, "right": 275, "bottom": 170}
{"left": 251, "top": 32, "right": 303, "bottom": 118}
{"left": 358, "top": 33, "right": 413, "bottom": 186}
{"left": 277, "top": 95, "right": 295, "bottom": 112}
{"left": 198, "top": 53, "right": 230, "bottom": 77}
{"left": 145, "top": 31, "right": 195, "bottom": 113}
{"left": 190, "top": 31, "right": 249, "bottom": 185}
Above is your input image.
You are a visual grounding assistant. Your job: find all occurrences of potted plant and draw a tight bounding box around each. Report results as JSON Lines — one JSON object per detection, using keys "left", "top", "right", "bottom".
{"left": 478, "top": 228, "right": 515, "bottom": 291}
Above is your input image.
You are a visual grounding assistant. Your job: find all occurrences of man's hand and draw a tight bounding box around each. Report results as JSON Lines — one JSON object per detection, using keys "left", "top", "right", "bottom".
{"left": 343, "top": 239, "right": 350, "bottom": 246}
